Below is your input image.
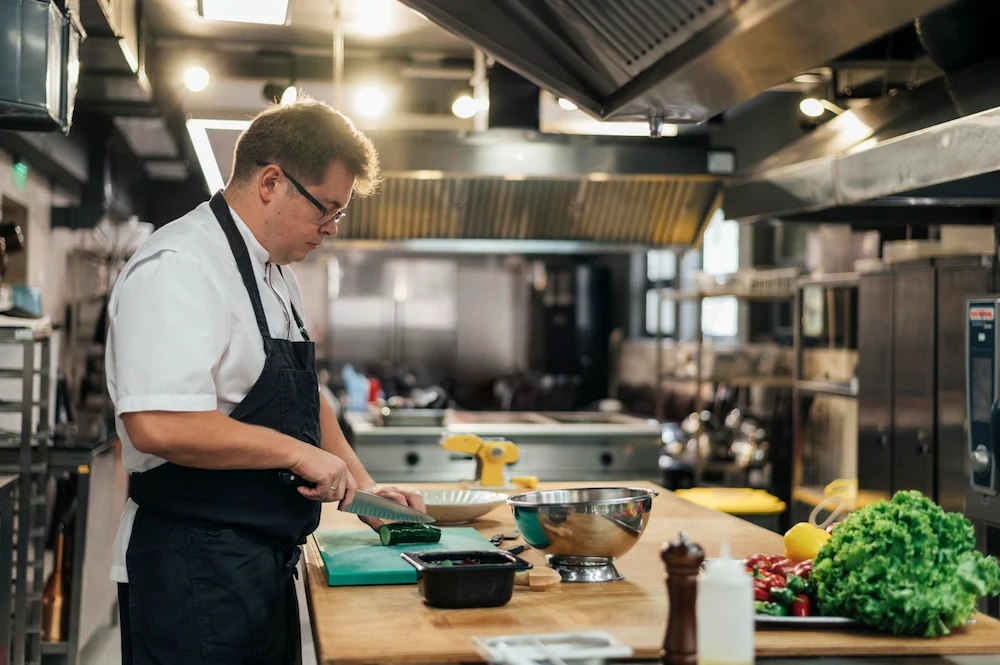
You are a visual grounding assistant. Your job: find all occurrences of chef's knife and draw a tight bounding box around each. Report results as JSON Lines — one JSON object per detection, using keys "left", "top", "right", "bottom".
{"left": 279, "top": 471, "right": 435, "bottom": 524}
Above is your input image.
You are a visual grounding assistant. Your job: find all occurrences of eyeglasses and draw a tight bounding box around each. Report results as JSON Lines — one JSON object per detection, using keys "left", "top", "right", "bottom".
{"left": 256, "top": 161, "right": 346, "bottom": 225}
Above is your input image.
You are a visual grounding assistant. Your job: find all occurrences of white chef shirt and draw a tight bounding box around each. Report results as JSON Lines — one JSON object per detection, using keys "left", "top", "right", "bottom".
{"left": 106, "top": 199, "right": 309, "bottom": 583}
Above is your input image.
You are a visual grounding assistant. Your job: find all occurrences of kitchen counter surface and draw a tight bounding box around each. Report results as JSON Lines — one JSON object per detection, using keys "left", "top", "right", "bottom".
{"left": 303, "top": 481, "right": 1000, "bottom": 665}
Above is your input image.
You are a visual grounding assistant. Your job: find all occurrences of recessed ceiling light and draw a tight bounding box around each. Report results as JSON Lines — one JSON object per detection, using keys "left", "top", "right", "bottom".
{"left": 198, "top": 0, "right": 289, "bottom": 25}
{"left": 557, "top": 98, "right": 578, "bottom": 111}
{"left": 280, "top": 85, "right": 298, "bottom": 105}
{"left": 184, "top": 66, "right": 210, "bottom": 92}
{"left": 356, "top": 86, "right": 387, "bottom": 117}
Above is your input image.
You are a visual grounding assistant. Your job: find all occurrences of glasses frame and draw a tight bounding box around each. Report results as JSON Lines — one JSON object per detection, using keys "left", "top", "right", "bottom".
{"left": 256, "top": 161, "right": 346, "bottom": 225}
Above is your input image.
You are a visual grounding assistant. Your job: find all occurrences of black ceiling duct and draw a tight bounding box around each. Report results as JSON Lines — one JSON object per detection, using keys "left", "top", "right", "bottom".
{"left": 487, "top": 63, "right": 540, "bottom": 131}
{"left": 915, "top": 0, "right": 1000, "bottom": 73}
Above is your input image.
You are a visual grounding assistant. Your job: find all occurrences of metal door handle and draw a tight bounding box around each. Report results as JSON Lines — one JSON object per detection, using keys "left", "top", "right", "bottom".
{"left": 878, "top": 435, "right": 889, "bottom": 447}
{"left": 916, "top": 443, "right": 930, "bottom": 455}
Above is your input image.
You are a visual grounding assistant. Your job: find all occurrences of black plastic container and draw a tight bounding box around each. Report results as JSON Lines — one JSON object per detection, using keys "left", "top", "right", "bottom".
{"left": 400, "top": 550, "right": 532, "bottom": 609}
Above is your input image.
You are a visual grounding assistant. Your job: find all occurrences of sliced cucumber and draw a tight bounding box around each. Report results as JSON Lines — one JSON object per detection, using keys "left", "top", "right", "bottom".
{"left": 379, "top": 523, "right": 442, "bottom": 546}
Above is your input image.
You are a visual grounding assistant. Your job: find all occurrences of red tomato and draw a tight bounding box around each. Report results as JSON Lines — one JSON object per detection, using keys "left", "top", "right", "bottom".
{"left": 791, "top": 560, "right": 814, "bottom": 581}
{"left": 762, "top": 572, "right": 786, "bottom": 590}
{"left": 770, "top": 558, "right": 796, "bottom": 578}
{"left": 744, "top": 554, "right": 771, "bottom": 571}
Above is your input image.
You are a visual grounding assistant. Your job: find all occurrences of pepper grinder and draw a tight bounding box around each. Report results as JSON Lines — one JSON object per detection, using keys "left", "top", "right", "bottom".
{"left": 661, "top": 531, "right": 705, "bottom": 665}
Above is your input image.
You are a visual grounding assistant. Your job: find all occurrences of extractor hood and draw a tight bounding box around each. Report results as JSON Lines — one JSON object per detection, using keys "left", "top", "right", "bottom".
{"left": 724, "top": 54, "right": 1000, "bottom": 223}
{"left": 396, "top": 0, "right": 954, "bottom": 125}
{"left": 188, "top": 122, "right": 734, "bottom": 246}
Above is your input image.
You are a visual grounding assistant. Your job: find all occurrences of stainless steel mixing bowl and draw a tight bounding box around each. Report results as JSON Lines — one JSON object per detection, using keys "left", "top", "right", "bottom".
{"left": 506, "top": 487, "right": 658, "bottom": 583}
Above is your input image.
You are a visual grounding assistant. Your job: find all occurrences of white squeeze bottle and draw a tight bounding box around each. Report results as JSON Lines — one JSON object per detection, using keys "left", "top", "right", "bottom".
{"left": 697, "top": 542, "right": 754, "bottom": 665}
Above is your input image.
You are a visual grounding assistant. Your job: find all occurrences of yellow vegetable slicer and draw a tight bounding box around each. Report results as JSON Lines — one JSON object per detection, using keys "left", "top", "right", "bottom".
{"left": 440, "top": 434, "right": 538, "bottom": 491}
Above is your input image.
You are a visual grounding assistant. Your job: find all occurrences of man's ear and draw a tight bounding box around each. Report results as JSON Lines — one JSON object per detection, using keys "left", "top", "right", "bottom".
{"left": 257, "top": 165, "right": 283, "bottom": 203}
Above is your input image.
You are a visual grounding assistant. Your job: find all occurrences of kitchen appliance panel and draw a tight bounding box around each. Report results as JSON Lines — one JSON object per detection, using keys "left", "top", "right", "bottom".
{"left": 857, "top": 272, "right": 894, "bottom": 499}
{"left": 892, "top": 265, "right": 936, "bottom": 498}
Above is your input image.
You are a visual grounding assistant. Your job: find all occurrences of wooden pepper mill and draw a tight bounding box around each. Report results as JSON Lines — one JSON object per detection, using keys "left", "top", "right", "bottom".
{"left": 661, "top": 531, "right": 705, "bottom": 665}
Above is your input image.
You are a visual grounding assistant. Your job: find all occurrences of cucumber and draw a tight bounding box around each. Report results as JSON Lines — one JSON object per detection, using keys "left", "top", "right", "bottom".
{"left": 379, "top": 523, "right": 441, "bottom": 546}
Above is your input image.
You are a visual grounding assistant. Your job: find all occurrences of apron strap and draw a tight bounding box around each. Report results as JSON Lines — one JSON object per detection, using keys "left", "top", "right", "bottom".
{"left": 276, "top": 265, "right": 311, "bottom": 342}
{"left": 209, "top": 191, "right": 272, "bottom": 350}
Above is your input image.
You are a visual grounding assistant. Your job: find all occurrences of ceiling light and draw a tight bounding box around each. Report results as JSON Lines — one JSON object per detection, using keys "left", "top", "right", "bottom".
{"left": 280, "top": 85, "right": 298, "bottom": 106}
{"left": 356, "top": 86, "right": 387, "bottom": 117}
{"left": 799, "top": 98, "right": 825, "bottom": 118}
{"left": 557, "top": 98, "right": 578, "bottom": 111}
{"left": 350, "top": 0, "right": 393, "bottom": 36}
{"left": 184, "top": 66, "right": 210, "bottom": 92}
{"left": 198, "top": 0, "right": 289, "bottom": 25}
{"left": 186, "top": 118, "right": 251, "bottom": 193}
{"left": 451, "top": 95, "right": 478, "bottom": 119}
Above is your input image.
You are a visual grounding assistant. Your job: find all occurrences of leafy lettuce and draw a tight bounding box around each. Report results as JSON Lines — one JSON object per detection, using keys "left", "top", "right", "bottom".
{"left": 812, "top": 490, "right": 1000, "bottom": 637}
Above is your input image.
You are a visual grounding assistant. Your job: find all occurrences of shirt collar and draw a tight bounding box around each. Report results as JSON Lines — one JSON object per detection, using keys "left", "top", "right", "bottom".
{"left": 228, "top": 205, "right": 271, "bottom": 266}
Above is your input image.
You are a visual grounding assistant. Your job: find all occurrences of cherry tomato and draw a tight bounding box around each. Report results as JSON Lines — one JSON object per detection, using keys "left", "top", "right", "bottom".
{"left": 791, "top": 560, "right": 814, "bottom": 581}
{"left": 770, "top": 558, "right": 796, "bottom": 578}
{"left": 791, "top": 594, "right": 810, "bottom": 617}
{"left": 744, "top": 554, "right": 771, "bottom": 571}
{"left": 762, "top": 572, "right": 786, "bottom": 591}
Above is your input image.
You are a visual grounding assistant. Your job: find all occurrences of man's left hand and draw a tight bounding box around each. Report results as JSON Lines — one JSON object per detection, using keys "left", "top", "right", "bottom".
{"left": 358, "top": 486, "right": 428, "bottom": 531}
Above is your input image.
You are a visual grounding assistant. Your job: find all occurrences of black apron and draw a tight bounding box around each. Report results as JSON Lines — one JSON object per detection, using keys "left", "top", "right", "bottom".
{"left": 121, "top": 192, "right": 322, "bottom": 665}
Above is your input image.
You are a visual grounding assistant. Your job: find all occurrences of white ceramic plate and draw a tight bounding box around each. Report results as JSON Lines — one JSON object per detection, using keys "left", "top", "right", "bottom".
{"left": 419, "top": 490, "right": 509, "bottom": 524}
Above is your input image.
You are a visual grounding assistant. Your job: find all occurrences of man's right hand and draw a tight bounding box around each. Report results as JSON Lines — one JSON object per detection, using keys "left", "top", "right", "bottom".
{"left": 288, "top": 443, "right": 357, "bottom": 508}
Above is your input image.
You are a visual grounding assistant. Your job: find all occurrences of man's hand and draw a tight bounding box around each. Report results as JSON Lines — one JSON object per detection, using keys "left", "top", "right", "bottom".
{"left": 288, "top": 444, "right": 358, "bottom": 508}
{"left": 357, "top": 486, "right": 427, "bottom": 531}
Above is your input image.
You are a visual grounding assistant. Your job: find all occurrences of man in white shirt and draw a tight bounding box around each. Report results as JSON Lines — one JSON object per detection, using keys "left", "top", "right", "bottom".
{"left": 106, "top": 100, "right": 424, "bottom": 664}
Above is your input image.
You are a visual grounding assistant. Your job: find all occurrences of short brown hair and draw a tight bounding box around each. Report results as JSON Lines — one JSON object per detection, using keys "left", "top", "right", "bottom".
{"left": 230, "top": 99, "right": 381, "bottom": 197}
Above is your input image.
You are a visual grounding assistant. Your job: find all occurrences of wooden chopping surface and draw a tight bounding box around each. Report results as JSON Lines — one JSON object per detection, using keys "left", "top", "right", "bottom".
{"left": 303, "top": 481, "right": 1000, "bottom": 664}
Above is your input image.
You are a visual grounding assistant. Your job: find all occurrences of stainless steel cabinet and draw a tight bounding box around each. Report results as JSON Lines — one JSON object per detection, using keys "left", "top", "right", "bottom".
{"left": 857, "top": 255, "right": 995, "bottom": 510}
{"left": 858, "top": 271, "right": 894, "bottom": 498}
{"left": 892, "top": 264, "right": 936, "bottom": 498}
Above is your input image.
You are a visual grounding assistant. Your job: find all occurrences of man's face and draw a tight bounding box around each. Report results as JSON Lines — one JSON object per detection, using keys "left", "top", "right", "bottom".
{"left": 264, "top": 160, "right": 355, "bottom": 264}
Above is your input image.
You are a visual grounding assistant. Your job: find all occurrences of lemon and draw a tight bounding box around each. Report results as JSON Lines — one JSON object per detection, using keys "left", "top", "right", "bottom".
{"left": 783, "top": 522, "right": 831, "bottom": 562}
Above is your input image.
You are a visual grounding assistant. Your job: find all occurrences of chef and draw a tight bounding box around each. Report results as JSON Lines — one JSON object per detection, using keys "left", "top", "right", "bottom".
{"left": 105, "top": 99, "right": 424, "bottom": 664}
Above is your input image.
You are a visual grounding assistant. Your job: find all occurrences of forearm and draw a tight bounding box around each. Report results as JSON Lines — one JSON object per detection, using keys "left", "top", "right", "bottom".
{"left": 319, "top": 393, "right": 373, "bottom": 488}
{"left": 121, "top": 410, "right": 306, "bottom": 470}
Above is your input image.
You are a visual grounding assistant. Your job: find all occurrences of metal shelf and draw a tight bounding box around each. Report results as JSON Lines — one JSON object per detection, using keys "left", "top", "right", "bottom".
{"left": 40, "top": 642, "right": 70, "bottom": 655}
{"left": 797, "top": 272, "right": 860, "bottom": 289}
{"left": 795, "top": 380, "right": 857, "bottom": 398}
{"left": 657, "top": 288, "right": 795, "bottom": 301}
{"left": 0, "top": 369, "right": 42, "bottom": 379}
{"left": 662, "top": 374, "right": 794, "bottom": 388}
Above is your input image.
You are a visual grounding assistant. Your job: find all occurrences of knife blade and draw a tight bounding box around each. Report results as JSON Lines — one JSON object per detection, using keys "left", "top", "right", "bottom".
{"left": 278, "top": 471, "right": 435, "bottom": 524}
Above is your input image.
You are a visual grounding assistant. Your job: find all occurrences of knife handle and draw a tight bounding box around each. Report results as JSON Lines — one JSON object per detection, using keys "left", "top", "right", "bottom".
{"left": 279, "top": 471, "right": 317, "bottom": 489}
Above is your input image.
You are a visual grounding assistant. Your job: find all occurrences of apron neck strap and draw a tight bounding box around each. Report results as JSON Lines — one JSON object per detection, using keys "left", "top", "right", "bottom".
{"left": 209, "top": 191, "right": 272, "bottom": 348}
{"left": 275, "top": 265, "right": 311, "bottom": 341}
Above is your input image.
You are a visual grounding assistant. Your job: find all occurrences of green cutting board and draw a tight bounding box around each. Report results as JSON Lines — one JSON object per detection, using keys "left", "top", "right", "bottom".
{"left": 314, "top": 527, "right": 497, "bottom": 587}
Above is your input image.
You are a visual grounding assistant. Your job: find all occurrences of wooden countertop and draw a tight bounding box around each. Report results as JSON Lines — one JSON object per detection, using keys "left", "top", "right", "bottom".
{"left": 303, "top": 481, "right": 1000, "bottom": 664}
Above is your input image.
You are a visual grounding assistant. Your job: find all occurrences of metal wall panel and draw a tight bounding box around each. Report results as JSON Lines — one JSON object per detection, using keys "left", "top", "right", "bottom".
{"left": 857, "top": 272, "right": 893, "bottom": 500}
{"left": 892, "top": 264, "right": 936, "bottom": 498}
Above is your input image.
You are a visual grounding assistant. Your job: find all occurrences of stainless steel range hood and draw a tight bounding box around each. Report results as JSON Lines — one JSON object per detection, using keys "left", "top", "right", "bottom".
{"left": 397, "top": 0, "right": 953, "bottom": 124}
{"left": 194, "top": 124, "right": 733, "bottom": 246}
{"left": 724, "top": 56, "right": 1000, "bottom": 223}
